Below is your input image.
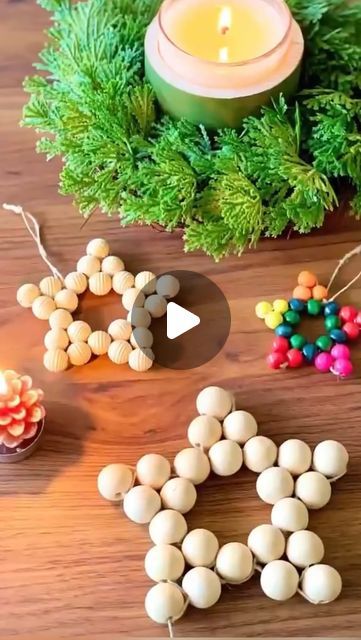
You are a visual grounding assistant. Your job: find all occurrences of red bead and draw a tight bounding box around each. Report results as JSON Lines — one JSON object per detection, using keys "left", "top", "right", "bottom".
{"left": 356, "top": 311, "right": 361, "bottom": 327}
{"left": 342, "top": 322, "right": 360, "bottom": 340}
{"left": 272, "top": 336, "right": 289, "bottom": 353}
{"left": 339, "top": 306, "right": 357, "bottom": 323}
{"left": 286, "top": 349, "right": 303, "bottom": 368}
{"left": 267, "top": 352, "right": 287, "bottom": 369}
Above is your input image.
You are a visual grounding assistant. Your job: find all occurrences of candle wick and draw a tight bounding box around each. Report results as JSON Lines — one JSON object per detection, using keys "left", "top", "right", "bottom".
{"left": 220, "top": 25, "right": 230, "bottom": 35}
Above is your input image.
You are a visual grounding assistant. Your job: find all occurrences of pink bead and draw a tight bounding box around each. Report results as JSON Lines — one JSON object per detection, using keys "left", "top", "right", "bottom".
{"left": 339, "top": 306, "right": 357, "bottom": 323}
{"left": 343, "top": 322, "right": 360, "bottom": 340}
{"left": 331, "top": 358, "right": 353, "bottom": 378}
{"left": 331, "top": 344, "right": 351, "bottom": 360}
{"left": 267, "top": 352, "right": 287, "bottom": 370}
{"left": 272, "top": 336, "right": 289, "bottom": 354}
{"left": 355, "top": 311, "right": 361, "bottom": 327}
{"left": 314, "top": 352, "right": 333, "bottom": 373}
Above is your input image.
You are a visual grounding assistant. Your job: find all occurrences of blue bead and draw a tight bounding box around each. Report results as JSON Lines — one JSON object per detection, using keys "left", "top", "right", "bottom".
{"left": 324, "top": 301, "right": 340, "bottom": 317}
{"left": 289, "top": 298, "right": 305, "bottom": 312}
{"left": 329, "top": 329, "right": 347, "bottom": 343}
{"left": 275, "top": 323, "right": 294, "bottom": 338}
{"left": 303, "top": 343, "right": 318, "bottom": 362}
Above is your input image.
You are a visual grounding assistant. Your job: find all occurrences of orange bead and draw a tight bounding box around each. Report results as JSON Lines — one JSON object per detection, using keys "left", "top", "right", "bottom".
{"left": 297, "top": 270, "right": 318, "bottom": 288}
{"left": 293, "top": 285, "right": 312, "bottom": 301}
{"left": 312, "top": 285, "right": 328, "bottom": 301}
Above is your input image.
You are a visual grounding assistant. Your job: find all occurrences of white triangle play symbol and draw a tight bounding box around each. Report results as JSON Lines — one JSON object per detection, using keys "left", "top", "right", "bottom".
{"left": 167, "top": 302, "right": 200, "bottom": 340}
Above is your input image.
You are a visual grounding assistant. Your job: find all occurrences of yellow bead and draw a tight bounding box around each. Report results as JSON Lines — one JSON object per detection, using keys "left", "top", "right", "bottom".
{"left": 264, "top": 311, "right": 283, "bottom": 330}
{"left": 273, "top": 299, "right": 289, "bottom": 314}
{"left": 255, "top": 301, "right": 273, "bottom": 319}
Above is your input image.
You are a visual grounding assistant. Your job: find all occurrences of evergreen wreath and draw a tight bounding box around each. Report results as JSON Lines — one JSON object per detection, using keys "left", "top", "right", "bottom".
{"left": 22, "top": 0, "right": 361, "bottom": 260}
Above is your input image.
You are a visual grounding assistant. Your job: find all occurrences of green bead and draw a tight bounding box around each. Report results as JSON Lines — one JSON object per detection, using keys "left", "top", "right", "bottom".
{"left": 290, "top": 334, "right": 306, "bottom": 349}
{"left": 307, "top": 299, "right": 322, "bottom": 316}
{"left": 316, "top": 335, "right": 333, "bottom": 352}
{"left": 284, "top": 310, "right": 300, "bottom": 325}
{"left": 324, "top": 315, "right": 341, "bottom": 331}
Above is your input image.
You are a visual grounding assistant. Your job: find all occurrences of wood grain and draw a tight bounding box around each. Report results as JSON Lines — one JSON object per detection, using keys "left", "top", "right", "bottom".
{"left": 0, "top": 1, "right": 361, "bottom": 637}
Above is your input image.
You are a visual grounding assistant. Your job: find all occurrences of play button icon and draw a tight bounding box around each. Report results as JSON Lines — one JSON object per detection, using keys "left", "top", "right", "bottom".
{"left": 167, "top": 302, "right": 200, "bottom": 340}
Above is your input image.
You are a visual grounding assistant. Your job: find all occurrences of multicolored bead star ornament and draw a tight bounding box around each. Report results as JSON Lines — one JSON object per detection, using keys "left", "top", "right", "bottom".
{"left": 98, "top": 386, "right": 348, "bottom": 632}
{"left": 256, "top": 270, "right": 361, "bottom": 378}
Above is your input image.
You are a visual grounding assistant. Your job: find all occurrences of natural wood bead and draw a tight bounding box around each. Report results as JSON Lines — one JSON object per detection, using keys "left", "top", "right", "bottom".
{"left": 216, "top": 542, "right": 253, "bottom": 584}
{"left": 32, "top": 295, "right": 56, "bottom": 320}
{"left": 181, "top": 528, "right": 219, "bottom": 568}
{"left": 122, "top": 287, "right": 145, "bottom": 311}
{"left": 156, "top": 274, "right": 180, "bottom": 299}
{"left": 88, "top": 272, "right": 112, "bottom": 296}
{"left": 77, "top": 255, "right": 101, "bottom": 277}
{"left": 67, "top": 342, "right": 92, "bottom": 366}
{"left": 247, "top": 524, "right": 286, "bottom": 564}
{"left": 160, "top": 478, "right": 197, "bottom": 514}
{"left": 67, "top": 320, "right": 92, "bottom": 343}
{"left": 108, "top": 319, "right": 132, "bottom": 341}
{"left": 127, "top": 307, "right": 151, "bottom": 328}
{"left": 86, "top": 238, "right": 110, "bottom": 259}
{"left": 49, "top": 309, "right": 73, "bottom": 330}
{"left": 278, "top": 438, "right": 312, "bottom": 475}
{"left": 123, "top": 485, "right": 161, "bottom": 524}
{"left": 134, "top": 271, "right": 156, "bottom": 295}
{"left": 243, "top": 435, "right": 277, "bottom": 473}
{"left": 145, "top": 582, "right": 185, "bottom": 625}
{"left": 44, "top": 328, "right": 69, "bottom": 351}
{"left": 43, "top": 348, "right": 69, "bottom": 372}
{"left": 97, "top": 463, "right": 134, "bottom": 501}
{"left": 260, "top": 560, "right": 299, "bottom": 601}
{"left": 182, "top": 567, "right": 222, "bottom": 609}
{"left": 136, "top": 453, "right": 171, "bottom": 489}
{"left": 286, "top": 530, "right": 325, "bottom": 568}
{"left": 294, "top": 471, "right": 332, "bottom": 509}
{"left": 128, "top": 348, "right": 154, "bottom": 372}
{"left": 64, "top": 271, "right": 88, "bottom": 294}
{"left": 144, "top": 294, "right": 167, "bottom": 318}
{"left": 112, "top": 271, "right": 135, "bottom": 294}
{"left": 271, "top": 497, "right": 309, "bottom": 532}
{"left": 223, "top": 411, "right": 258, "bottom": 444}
{"left": 149, "top": 510, "right": 188, "bottom": 545}
{"left": 187, "top": 415, "right": 222, "bottom": 450}
{"left": 256, "top": 467, "right": 294, "bottom": 505}
{"left": 301, "top": 564, "right": 342, "bottom": 604}
{"left": 208, "top": 440, "right": 243, "bottom": 476}
{"left": 39, "top": 276, "right": 62, "bottom": 297}
{"left": 101, "top": 255, "right": 125, "bottom": 276}
{"left": 174, "top": 448, "right": 210, "bottom": 485}
{"left": 313, "top": 440, "right": 349, "bottom": 478}
{"left": 54, "top": 289, "right": 79, "bottom": 312}
{"left": 88, "top": 331, "right": 111, "bottom": 356}
{"left": 145, "top": 544, "right": 185, "bottom": 582}
{"left": 108, "top": 340, "right": 132, "bottom": 365}
{"left": 196, "top": 386, "right": 234, "bottom": 420}
{"left": 130, "top": 327, "right": 153, "bottom": 349}
{"left": 17, "top": 283, "right": 40, "bottom": 308}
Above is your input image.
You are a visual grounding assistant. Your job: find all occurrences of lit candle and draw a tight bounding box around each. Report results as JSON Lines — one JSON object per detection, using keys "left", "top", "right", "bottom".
{"left": 145, "top": 0, "right": 304, "bottom": 129}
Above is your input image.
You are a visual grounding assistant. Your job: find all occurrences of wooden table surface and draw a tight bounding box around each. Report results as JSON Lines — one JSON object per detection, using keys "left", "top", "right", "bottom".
{"left": 1, "top": 2, "right": 361, "bottom": 637}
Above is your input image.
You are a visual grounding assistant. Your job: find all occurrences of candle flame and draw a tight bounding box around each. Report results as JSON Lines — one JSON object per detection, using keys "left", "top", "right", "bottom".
{"left": 219, "top": 47, "right": 229, "bottom": 62}
{"left": 218, "top": 6, "right": 232, "bottom": 35}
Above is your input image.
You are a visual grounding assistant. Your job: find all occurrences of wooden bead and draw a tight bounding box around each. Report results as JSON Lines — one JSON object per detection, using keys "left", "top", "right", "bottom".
{"left": 256, "top": 467, "right": 294, "bottom": 505}
{"left": 112, "top": 271, "right": 135, "bottom": 294}
{"left": 130, "top": 327, "right": 153, "bottom": 349}
{"left": 17, "top": 283, "right": 40, "bottom": 308}
{"left": 77, "top": 255, "right": 101, "bottom": 277}
{"left": 108, "top": 319, "right": 132, "bottom": 341}
{"left": 312, "top": 285, "right": 328, "bottom": 301}
{"left": 97, "top": 463, "right": 134, "bottom": 501}
{"left": 67, "top": 320, "right": 92, "bottom": 343}
{"left": 108, "top": 340, "right": 132, "bottom": 365}
{"left": 223, "top": 410, "right": 258, "bottom": 444}
{"left": 144, "top": 294, "right": 167, "bottom": 318}
{"left": 208, "top": 440, "right": 243, "bottom": 476}
{"left": 174, "top": 448, "right": 210, "bottom": 485}
{"left": 88, "top": 331, "right": 111, "bottom": 356}
{"left": 123, "top": 485, "right": 161, "bottom": 524}
{"left": 145, "top": 582, "right": 185, "bottom": 625}
{"left": 54, "top": 289, "right": 79, "bottom": 312}
{"left": 182, "top": 567, "right": 222, "bottom": 609}
{"left": 216, "top": 542, "right": 253, "bottom": 584}
{"left": 49, "top": 309, "right": 73, "bottom": 330}
{"left": 271, "top": 497, "right": 309, "bottom": 532}
{"left": 135, "top": 271, "right": 157, "bottom": 295}
{"left": 313, "top": 440, "right": 349, "bottom": 478}
{"left": 127, "top": 307, "right": 151, "bottom": 328}
{"left": 160, "top": 478, "right": 197, "bottom": 514}
{"left": 128, "top": 348, "right": 154, "bottom": 372}
{"left": 260, "top": 560, "right": 299, "bottom": 601}
{"left": 243, "top": 436, "right": 277, "bottom": 472}
{"left": 301, "top": 564, "right": 342, "bottom": 603}
{"left": 39, "top": 276, "right": 62, "bottom": 297}
{"left": 182, "top": 528, "right": 219, "bottom": 568}
{"left": 101, "top": 255, "right": 125, "bottom": 276}
{"left": 67, "top": 342, "right": 92, "bottom": 366}
{"left": 295, "top": 471, "right": 332, "bottom": 509}
{"left": 32, "top": 295, "right": 56, "bottom": 320}
{"left": 196, "top": 386, "right": 234, "bottom": 420}
{"left": 278, "top": 439, "right": 312, "bottom": 475}
{"left": 247, "top": 524, "right": 285, "bottom": 564}
{"left": 88, "top": 272, "right": 112, "bottom": 296}
{"left": 44, "top": 328, "right": 69, "bottom": 351}
{"left": 145, "top": 544, "right": 185, "bottom": 582}
{"left": 286, "top": 530, "right": 325, "bottom": 568}
{"left": 187, "top": 415, "right": 222, "bottom": 450}
{"left": 64, "top": 272, "right": 88, "bottom": 294}
{"left": 43, "top": 348, "right": 69, "bottom": 372}
{"left": 156, "top": 275, "right": 180, "bottom": 299}
{"left": 122, "top": 287, "right": 145, "bottom": 311}
{"left": 149, "top": 510, "right": 188, "bottom": 545}
{"left": 298, "top": 270, "right": 317, "bottom": 288}
{"left": 86, "top": 238, "right": 110, "bottom": 259}
{"left": 136, "top": 453, "right": 171, "bottom": 489}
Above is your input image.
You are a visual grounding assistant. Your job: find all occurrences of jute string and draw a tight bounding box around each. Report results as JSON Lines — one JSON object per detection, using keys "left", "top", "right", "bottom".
{"left": 326, "top": 242, "right": 361, "bottom": 301}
